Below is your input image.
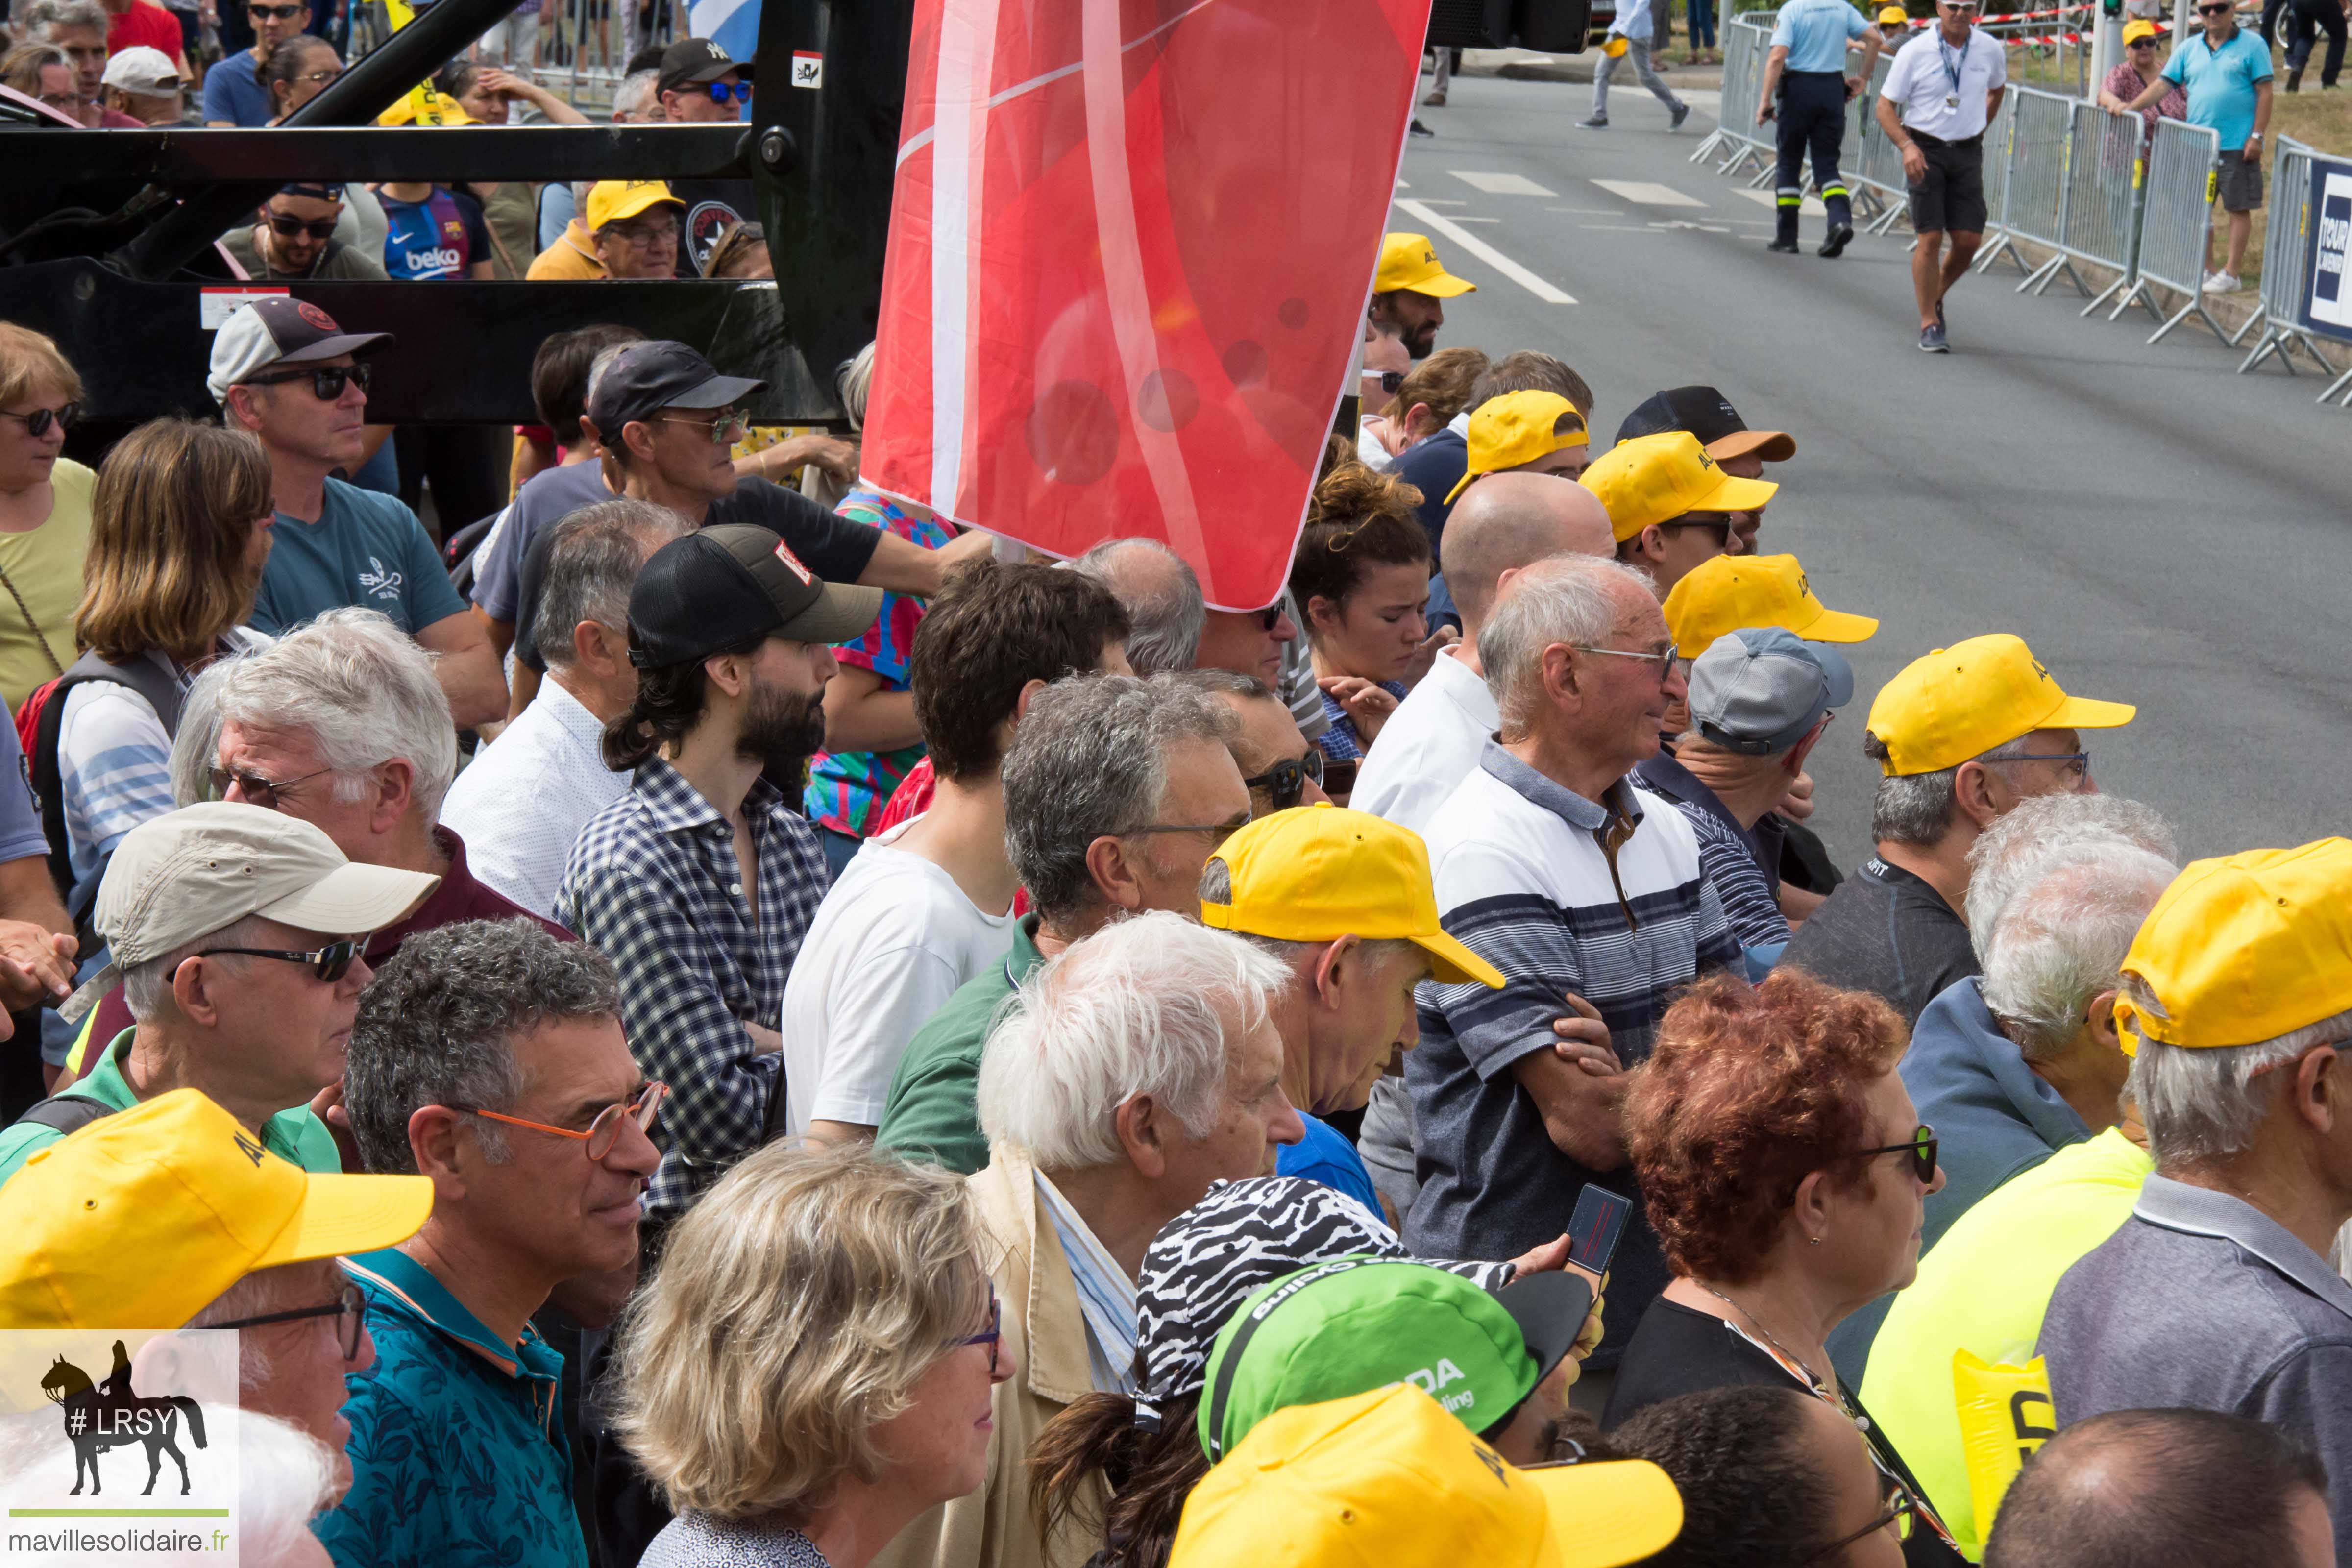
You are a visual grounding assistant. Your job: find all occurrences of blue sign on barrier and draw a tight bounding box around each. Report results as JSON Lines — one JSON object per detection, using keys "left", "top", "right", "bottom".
{"left": 2304, "top": 154, "right": 2352, "bottom": 343}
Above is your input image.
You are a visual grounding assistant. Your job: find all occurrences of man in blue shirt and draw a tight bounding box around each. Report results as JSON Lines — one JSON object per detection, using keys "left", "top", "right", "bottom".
{"left": 1200, "top": 804, "right": 1506, "bottom": 1217}
{"left": 198, "top": 0, "right": 309, "bottom": 125}
{"left": 209, "top": 297, "right": 506, "bottom": 730}
{"left": 1759, "top": 0, "right": 1886, "bottom": 256}
{"left": 2115, "top": 0, "right": 2273, "bottom": 292}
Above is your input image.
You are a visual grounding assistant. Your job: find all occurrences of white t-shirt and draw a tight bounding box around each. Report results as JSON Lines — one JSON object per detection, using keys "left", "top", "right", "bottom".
{"left": 1882, "top": 26, "right": 2007, "bottom": 141}
{"left": 1350, "top": 648, "right": 1498, "bottom": 842}
{"left": 778, "top": 822, "right": 1019, "bottom": 1134}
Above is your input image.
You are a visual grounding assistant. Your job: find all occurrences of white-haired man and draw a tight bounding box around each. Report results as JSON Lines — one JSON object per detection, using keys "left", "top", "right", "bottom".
{"left": 2042, "top": 841, "right": 2352, "bottom": 1550}
{"left": 871, "top": 910, "right": 1304, "bottom": 1568}
{"left": 1072, "top": 538, "right": 1206, "bottom": 676}
{"left": 1405, "top": 553, "right": 1740, "bottom": 1401}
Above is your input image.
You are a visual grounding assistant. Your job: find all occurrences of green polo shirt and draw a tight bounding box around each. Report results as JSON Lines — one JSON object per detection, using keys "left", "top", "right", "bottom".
{"left": 0, "top": 1028, "right": 342, "bottom": 1188}
{"left": 875, "top": 915, "right": 1046, "bottom": 1174}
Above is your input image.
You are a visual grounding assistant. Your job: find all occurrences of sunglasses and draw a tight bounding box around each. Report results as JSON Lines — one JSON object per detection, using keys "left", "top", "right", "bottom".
{"left": 452, "top": 1081, "right": 668, "bottom": 1163}
{"left": 1242, "top": 750, "right": 1325, "bottom": 811}
{"left": 1836, "top": 1123, "right": 1939, "bottom": 1187}
{"left": 1250, "top": 603, "right": 1288, "bottom": 632}
{"left": 267, "top": 213, "right": 338, "bottom": 241}
{"left": 175, "top": 937, "right": 366, "bottom": 985}
{"left": 248, "top": 1, "right": 306, "bottom": 16}
{"left": 210, "top": 760, "right": 335, "bottom": 808}
{"left": 659, "top": 408, "right": 747, "bottom": 445}
{"left": 244, "top": 362, "right": 370, "bottom": 401}
{"left": 0, "top": 403, "right": 76, "bottom": 438}
{"left": 702, "top": 79, "right": 752, "bottom": 103}
{"left": 1660, "top": 512, "right": 1735, "bottom": 548}
{"left": 1362, "top": 368, "right": 1405, "bottom": 396}
{"left": 2129, "top": 35, "right": 2158, "bottom": 43}
{"left": 2195, "top": 3, "right": 2232, "bottom": 12}
{"left": 210, "top": 1281, "right": 369, "bottom": 1363}
{"left": 950, "top": 1287, "right": 1004, "bottom": 1377}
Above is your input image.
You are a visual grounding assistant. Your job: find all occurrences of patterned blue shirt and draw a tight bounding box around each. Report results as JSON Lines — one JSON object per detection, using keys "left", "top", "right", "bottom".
{"left": 1313, "top": 679, "right": 1407, "bottom": 763}
{"left": 558, "top": 758, "right": 828, "bottom": 1218}
{"left": 316, "top": 1248, "right": 582, "bottom": 1568}
{"left": 1677, "top": 798, "right": 1791, "bottom": 951}
{"left": 1034, "top": 1168, "right": 1140, "bottom": 1395}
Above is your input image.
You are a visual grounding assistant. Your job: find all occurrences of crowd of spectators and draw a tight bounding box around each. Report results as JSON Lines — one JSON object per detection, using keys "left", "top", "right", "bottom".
{"left": 0, "top": 52, "right": 2343, "bottom": 1566}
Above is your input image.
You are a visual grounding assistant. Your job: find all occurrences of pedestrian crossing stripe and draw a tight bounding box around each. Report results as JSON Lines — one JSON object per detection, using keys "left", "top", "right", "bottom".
{"left": 1590, "top": 179, "right": 1708, "bottom": 208}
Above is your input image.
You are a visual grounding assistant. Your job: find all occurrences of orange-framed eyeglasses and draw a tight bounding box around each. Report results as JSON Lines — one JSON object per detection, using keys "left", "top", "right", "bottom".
{"left": 452, "top": 1082, "right": 668, "bottom": 1162}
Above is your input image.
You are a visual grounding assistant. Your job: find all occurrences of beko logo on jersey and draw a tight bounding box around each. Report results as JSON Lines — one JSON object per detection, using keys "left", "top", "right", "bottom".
{"left": 403, "top": 246, "right": 462, "bottom": 272}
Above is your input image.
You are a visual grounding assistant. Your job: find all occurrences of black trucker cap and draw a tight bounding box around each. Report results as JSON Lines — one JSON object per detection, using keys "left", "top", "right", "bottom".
{"left": 627, "top": 524, "right": 882, "bottom": 669}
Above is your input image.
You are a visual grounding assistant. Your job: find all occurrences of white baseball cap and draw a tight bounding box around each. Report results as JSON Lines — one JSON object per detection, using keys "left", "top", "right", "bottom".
{"left": 101, "top": 45, "right": 181, "bottom": 94}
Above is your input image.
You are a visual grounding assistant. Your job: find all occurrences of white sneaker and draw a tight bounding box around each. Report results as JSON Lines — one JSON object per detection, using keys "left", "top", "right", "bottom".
{"left": 2203, "top": 270, "right": 2245, "bottom": 294}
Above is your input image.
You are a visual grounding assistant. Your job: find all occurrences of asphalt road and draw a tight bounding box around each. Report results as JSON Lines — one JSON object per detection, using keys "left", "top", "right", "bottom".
{"left": 1395, "top": 74, "right": 2352, "bottom": 869}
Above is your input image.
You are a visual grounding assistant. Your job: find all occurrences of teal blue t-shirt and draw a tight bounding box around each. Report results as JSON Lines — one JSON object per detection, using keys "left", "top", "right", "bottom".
{"left": 1771, "top": 0, "right": 1869, "bottom": 74}
{"left": 251, "top": 477, "right": 467, "bottom": 637}
{"left": 2161, "top": 26, "right": 2272, "bottom": 151}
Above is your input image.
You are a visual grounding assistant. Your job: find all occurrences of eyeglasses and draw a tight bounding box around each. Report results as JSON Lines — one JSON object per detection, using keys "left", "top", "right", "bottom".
{"left": 606, "top": 219, "right": 679, "bottom": 250}
{"left": 1995, "top": 750, "right": 2090, "bottom": 785}
{"left": 267, "top": 213, "right": 338, "bottom": 241}
{"left": 1242, "top": 751, "right": 1324, "bottom": 811}
{"left": 1568, "top": 642, "right": 1679, "bottom": 678}
{"left": 1661, "top": 512, "right": 1735, "bottom": 548}
{"left": 1799, "top": 1470, "right": 1920, "bottom": 1561}
{"left": 292, "top": 67, "right": 342, "bottom": 84}
{"left": 0, "top": 403, "right": 76, "bottom": 438}
{"left": 1832, "top": 1123, "right": 1939, "bottom": 1187}
{"left": 211, "top": 1282, "right": 369, "bottom": 1363}
{"left": 2195, "top": 3, "right": 2232, "bottom": 13}
{"left": 659, "top": 409, "right": 747, "bottom": 446}
{"left": 176, "top": 938, "right": 366, "bottom": 986}
{"left": 702, "top": 79, "right": 752, "bottom": 104}
{"left": 1127, "top": 818, "right": 1249, "bottom": 852}
{"left": 210, "top": 761, "right": 337, "bottom": 807}
{"left": 1362, "top": 369, "right": 1405, "bottom": 396}
{"left": 450, "top": 1081, "right": 668, "bottom": 1163}
{"left": 244, "top": 362, "right": 370, "bottom": 401}
{"left": 950, "top": 1287, "right": 1003, "bottom": 1377}
{"left": 249, "top": 2, "right": 307, "bottom": 16}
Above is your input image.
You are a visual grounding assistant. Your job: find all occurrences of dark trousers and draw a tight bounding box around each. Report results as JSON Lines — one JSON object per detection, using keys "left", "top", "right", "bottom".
{"left": 394, "top": 424, "right": 508, "bottom": 547}
{"left": 1775, "top": 72, "right": 1853, "bottom": 239}
{"left": 2287, "top": 0, "right": 2348, "bottom": 84}
{"left": 2263, "top": 0, "right": 2292, "bottom": 46}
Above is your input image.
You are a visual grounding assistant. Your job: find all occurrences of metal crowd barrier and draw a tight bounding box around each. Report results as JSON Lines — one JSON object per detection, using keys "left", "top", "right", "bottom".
{"left": 2054, "top": 98, "right": 2145, "bottom": 313}
{"left": 1995, "top": 87, "right": 2070, "bottom": 284}
{"left": 1694, "top": 13, "right": 1778, "bottom": 180}
{"left": 2236, "top": 134, "right": 2339, "bottom": 389}
{"left": 2107, "top": 115, "right": 2222, "bottom": 343}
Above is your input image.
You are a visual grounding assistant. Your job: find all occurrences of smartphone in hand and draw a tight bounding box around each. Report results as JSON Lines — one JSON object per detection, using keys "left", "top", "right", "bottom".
{"left": 1564, "top": 1183, "right": 1632, "bottom": 1293}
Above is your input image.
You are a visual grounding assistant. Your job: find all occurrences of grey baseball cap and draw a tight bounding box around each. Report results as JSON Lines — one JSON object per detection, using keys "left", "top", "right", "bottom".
{"left": 1689, "top": 627, "right": 1853, "bottom": 756}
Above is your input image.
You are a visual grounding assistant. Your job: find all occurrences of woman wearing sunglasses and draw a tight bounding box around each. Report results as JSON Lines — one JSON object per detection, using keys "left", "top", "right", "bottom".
{"left": 0, "top": 323, "right": 92, "bottom": 712}
{"left": 1607, "top": 969, "right": 1964, "bottom": 1567}
{"left": 615, "top": 1143, "right": 1014, "bottom": 1568}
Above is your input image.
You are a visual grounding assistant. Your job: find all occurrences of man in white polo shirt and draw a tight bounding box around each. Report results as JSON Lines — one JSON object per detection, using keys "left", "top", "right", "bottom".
{"left": 1875, "top": 0, "right": 2009, "bottom": 353}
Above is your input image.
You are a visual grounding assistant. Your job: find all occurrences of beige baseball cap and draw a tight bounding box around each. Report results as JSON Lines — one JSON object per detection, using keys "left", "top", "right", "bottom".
{"left": 61, "top": 802, "right": 439, "bottom": 1022}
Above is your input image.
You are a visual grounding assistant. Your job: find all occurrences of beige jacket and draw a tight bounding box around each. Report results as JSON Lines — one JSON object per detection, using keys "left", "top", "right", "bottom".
{"left": 871, "top": 1149, "right": 1111, "bottom": 1568}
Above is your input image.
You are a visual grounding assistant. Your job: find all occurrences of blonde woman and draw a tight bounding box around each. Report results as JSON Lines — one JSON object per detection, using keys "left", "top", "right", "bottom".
{"left": 0, "top": 323, "right": 94, "bottom": 710}
{"left": 616, "top": 1143, "right": 1016, "bottom": 1568}
{"left": 50, "top": 419, "right": 276, "bottom": 904}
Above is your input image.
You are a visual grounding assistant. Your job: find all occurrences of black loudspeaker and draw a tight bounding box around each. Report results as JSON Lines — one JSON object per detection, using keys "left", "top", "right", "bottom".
{"left": 1428, "top": 0, "right": 1515, "bottom": 49}
{"left": 1515, "top": 0, "right": 1596, "bottom": 51}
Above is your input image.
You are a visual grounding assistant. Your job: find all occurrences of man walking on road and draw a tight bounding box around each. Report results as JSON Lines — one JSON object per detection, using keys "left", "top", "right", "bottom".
{"left": 1582, "top": 0, "right": 1692, "bottom": 132}
{"left": 2110, "top": 0, "right": 2272, "bottom": 294}
{"left": 1759, "top": 0, "right": 1886, "bottom": 256}
{"left": 1876, "top": 0, "right": 2008, "bottom": 352}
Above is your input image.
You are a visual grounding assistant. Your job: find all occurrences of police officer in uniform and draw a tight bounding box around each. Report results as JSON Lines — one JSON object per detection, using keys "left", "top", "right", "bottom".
{"left": 1757, "top": 0, "right": 1887, "bottom": 256}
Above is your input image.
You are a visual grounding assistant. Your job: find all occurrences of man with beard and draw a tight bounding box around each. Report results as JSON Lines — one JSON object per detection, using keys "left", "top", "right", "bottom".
{"left": 559, "top": 525, "right": 879, "bottom": 1223}
{"left": 1366, "top": 232, "right": 1476, "bottom": 360}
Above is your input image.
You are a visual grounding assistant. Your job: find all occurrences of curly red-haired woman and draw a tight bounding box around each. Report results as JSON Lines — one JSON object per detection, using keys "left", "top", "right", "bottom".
{"left": 1602, "top": 969, "right": 1961, "bottom": 1567}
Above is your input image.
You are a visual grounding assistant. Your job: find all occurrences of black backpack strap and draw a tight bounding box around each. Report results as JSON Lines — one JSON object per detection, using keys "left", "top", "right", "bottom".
{"left": 12, "top": 1091, "right": 111, "bottom": 1138}
{"left": 30, "top": 649, "right": 190, "bottom": 930}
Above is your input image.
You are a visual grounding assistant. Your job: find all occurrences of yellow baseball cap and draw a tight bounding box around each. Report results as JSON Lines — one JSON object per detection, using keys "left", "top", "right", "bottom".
{"left": 1878, "top": 4, "right": 1910, "bottom": 24}
{"left": 1445, "top": 391, "right": 1591, "bottom": 504}
{"left": 1375, "top": 232, "right": 1477, "bottom": 298}
{"left": 0, "top": 1089, "right": 432, "bottom": 1331}
{"left": 2112, "top": 841, "right": 2352, "bottom": 1055}
{"left": 1663, "top": 554, "right": 1878, "bottom": 658}
{"left": 1579, "top": 432, "right": 1779, "bottom": 543}
{"left": 376, "top": 90, "right": 474, "bottom": 126}
{"left": 1170, "top": 1383, "right": 1684, "bottom": 1568}
{"left": 586, "top": 180, "right": 685, "bottom": 233}
{"left": 1864, "top": 633, "right": 2135, "bottom": 777}
{"left": 2121, "top": 17, "right": 2158, "bottom": 41}
{"left": 1202, "top": 804, "right": 1503, "bottom": 988}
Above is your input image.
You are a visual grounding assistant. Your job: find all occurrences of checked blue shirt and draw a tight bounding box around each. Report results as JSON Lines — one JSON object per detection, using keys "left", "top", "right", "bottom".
{"left": 1403, "top": 743, "right": 1739, "bottom": 1372}
{"left": 558, "top": 758, "right": 828, "bottom": 1219}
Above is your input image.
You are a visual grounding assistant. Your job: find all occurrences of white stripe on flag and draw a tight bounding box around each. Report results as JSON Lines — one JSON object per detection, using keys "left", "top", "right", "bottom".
{"left": 930, "top": 0, "right": 995, "bottom": 515}
{"left": 1080, "top": 0, "right": 1210, "bottom": 589}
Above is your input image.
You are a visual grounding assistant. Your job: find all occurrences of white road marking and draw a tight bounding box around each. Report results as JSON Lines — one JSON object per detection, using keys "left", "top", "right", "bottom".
{"left": 1733, "top": 188, "right": 1829, "bottom": 217}
{"left": 1591, "top": 179, "right": 1708, "bottom": 208}
{"left": 1452, "top": 216, "right": 1501, "bottom": 224}
{"left": 1546, "top": 206, "right": 1630, "bottom": 216}
{"left": 1393, "top": 197, "right": 1577, "bottom": 304}
{"left": 1449, "top": 171, "right": 1559, "bottom": 196}
{"left": 1579, "top": 225, "right": 1667, "bottom": 233}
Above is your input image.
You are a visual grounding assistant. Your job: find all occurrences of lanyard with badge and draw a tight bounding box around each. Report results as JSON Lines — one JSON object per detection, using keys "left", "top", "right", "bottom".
{"left": 1937, "top": 35, "right": 1966, "bottom": 109}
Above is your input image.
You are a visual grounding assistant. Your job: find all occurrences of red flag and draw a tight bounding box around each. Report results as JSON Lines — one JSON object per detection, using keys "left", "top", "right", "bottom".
{"left": 864, "top": 0, "right": 1431, "bottom": 611}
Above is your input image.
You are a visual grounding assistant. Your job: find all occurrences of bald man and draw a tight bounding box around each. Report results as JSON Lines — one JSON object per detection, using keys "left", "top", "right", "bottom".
{"left": 1351, "top": 471, "right": 1617, "bottom": 1224}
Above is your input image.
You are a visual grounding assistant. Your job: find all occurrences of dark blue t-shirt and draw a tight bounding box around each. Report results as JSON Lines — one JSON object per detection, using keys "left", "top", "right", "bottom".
{"left": 379, "top": 186, "right": 490, "bottom": 281}
{"left": 200, "top": 54, "right": 273, "bottom": 125}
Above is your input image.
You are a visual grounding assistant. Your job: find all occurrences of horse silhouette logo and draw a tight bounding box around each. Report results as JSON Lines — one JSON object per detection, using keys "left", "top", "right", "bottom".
{"left": 38, "top": 1341, "right": 207, "bottom": 1495}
